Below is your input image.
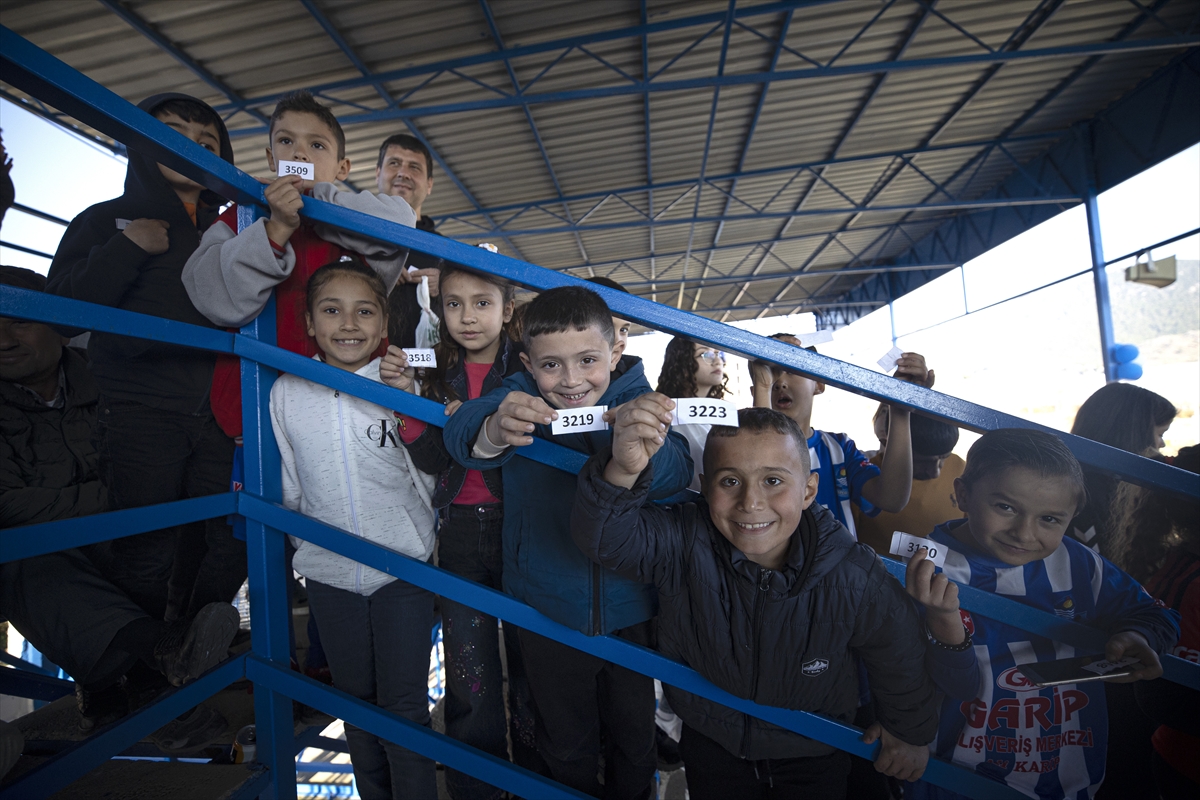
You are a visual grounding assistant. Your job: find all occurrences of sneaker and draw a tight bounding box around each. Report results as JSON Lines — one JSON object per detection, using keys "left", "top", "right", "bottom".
{"left": 75, "top": 681, "right": 127, "bottom": 731}
{"left": 155, "top": 602, "right": 239, "bottom": 687}
{"left": 148, "top": 704, "right": 229, "bottom": 755}
{"left": 656, "top": 727, "right": 682, "bottom": 772}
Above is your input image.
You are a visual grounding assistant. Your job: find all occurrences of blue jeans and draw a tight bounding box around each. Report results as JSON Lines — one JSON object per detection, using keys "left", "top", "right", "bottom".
{"left": 305, "top": 577, "right": 437, "bottom": 800}
{"left": 438, "top": 503, "right": 545, "bottom": 800}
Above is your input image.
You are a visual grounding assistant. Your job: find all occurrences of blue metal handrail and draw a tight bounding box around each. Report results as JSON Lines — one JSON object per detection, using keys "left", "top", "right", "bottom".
{"left": 1, "top": 23, "right": 1195, "bottom": 800}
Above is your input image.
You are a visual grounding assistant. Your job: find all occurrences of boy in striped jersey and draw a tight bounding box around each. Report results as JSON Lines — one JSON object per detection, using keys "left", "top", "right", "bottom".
{"left": 905, "top": 429, "right": 1179, "bottom": 800}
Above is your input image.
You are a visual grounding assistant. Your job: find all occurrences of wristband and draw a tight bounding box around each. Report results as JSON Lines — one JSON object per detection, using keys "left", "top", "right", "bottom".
{"left": 926, "top": 623, "right": 973, "bottom": 652}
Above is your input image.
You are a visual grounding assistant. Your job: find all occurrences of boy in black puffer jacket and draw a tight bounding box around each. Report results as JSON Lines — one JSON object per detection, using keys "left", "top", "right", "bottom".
{"left": 572, "top": 404, "right": 940, "bottom": 799}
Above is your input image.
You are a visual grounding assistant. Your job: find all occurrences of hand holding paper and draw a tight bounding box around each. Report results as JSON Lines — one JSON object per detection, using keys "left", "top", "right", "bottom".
{"left": 604, "top": 393, "right": 675, "bottom": 487}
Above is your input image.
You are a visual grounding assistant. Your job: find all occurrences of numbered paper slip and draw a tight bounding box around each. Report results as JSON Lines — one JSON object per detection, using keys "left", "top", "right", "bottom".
{"left": 889, "top": 531, "right": 947, "bottom": 568}
{"left": 277, "top": 160, "right": 315, "bottom": 180}
{"left": 877, "top": 346, "right": 904, "bottom": 371}
{"left": 551, "top": 406, "right": 608, "bottom": 435}
{"left": 1081, "top": 656, "right": 1138, "bottom": 676}
{"left": 671, "top": 397, "right": 738, "bottom": 426}
{"left": 403, "top": 348, "right": 437, "bottom": 367}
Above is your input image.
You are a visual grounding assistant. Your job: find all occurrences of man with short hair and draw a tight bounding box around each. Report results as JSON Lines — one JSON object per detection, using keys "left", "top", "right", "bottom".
{"left": 375, "top": 133, "right": 444, "bottom": 347}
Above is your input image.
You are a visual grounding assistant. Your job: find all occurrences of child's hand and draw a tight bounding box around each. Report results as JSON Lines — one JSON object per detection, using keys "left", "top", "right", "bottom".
{"left": 380, "top": 345, "right": 415, "bottom": 392}
{"left": 894, "top": 352, "right": 934, "bottom": 389}
{"left": 263, "top": 175, "right": 304, "bottom": 245}
{"left": 409, "top": 267, "right": 440, "bottom": 297}
{"left": 863, "top": 722, "right": 929, "bottom": 782}
{"left": 603, "top": 393, "right": 674, "bottom": 487}
{"left": 1102, "top": 631, "right": 1163, "bottom": 683}
{"left": 748, "top": 360, "right": 774, "bottom": 390}
{"left": 123, "top": 219, "right": 170, "bottom": 255}
{"left": 485, "top": 391, "right": 556, "bottom": 448}
{"left": 905, "top": 548, "right": 965, "bottom": 645}
{"left": 444, "top": 400, "right": 463, "bottom": 417}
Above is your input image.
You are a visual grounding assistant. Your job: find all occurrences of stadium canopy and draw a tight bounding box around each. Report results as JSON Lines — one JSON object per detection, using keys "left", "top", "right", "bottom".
{"left": 1, "top": 0, "right": 1197, "bottom": 326}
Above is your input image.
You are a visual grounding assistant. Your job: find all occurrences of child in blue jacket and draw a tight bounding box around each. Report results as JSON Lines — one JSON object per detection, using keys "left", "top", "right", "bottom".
{"left": 444, "top": 285, "right": 692, "bottom": 799}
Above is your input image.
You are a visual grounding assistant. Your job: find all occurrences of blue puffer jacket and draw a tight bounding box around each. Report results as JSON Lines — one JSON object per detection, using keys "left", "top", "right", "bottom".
{"left": 444, "top": 356, "right": 693, "bottom": 635}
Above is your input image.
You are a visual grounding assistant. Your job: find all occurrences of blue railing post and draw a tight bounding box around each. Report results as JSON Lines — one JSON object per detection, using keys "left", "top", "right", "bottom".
{"left": 237, "top": 205, "right": 297, "bottom": 800}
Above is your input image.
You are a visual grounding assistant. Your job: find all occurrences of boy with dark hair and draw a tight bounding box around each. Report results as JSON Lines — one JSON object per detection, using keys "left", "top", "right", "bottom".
{"left": 905, "top": 428, "right": 1178, "bottom": 800}
{"left": 585, "top": 275, "right": 633, "bottom": 358}
{"left": 47, "top": 93, "right": 245, "bottom": 625}
{"left": 571, "top": 405, "right": 940, "bottom": 798}
{"left": 855, "top": 407, "right": 966, "bottom": 555}
{"left": 751, "top": 336, "right": 932, "bottom": 540}
{"left": 444, "top": 285, "right": 693, "bottom": 799}
{"left": 183, "top": 90, "right": 417, "bottom": 440}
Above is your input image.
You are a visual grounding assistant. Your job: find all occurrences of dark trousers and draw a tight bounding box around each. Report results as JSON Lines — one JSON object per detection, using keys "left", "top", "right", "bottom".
{"left": 678, "top": 724, "right": 851, "bottom": 800}
{"left": 306, "top": 577, "right": 437, "bottom": 800}
{"left": 518, "top": 622, "right": 657, "bottom": 800}
{"left": 437, "top": 503, "right": 544, "bottom": 800}
{"left": 94, "top": 398, "right": 245, "bottom": 621}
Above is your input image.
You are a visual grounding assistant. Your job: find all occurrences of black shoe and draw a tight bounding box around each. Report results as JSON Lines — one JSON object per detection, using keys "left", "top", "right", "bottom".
{"left": 75, "top": 681, "right": 127, "bottom": 731}
{"left": 154, "top": 602, "right": 239, "bottom": 687}
{"left": 148, "top": 704, "right": 229, "bottom": 755}
{"left": 656, "top": 727, "right": 682, "bottom": 772}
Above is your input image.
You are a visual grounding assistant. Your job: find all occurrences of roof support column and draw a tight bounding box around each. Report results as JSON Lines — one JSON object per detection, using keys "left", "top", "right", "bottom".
{"left": 1079, "top": 126, "right": 1118, "bottom": 383}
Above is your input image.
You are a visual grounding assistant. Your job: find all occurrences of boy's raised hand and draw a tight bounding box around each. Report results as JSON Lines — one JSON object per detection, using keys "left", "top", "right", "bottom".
{"left": 1102, "top": 631, "right": 1164, "bottom": 683}
{"left": 379, "top": 345, "right": 416, "bottom": 392}
{"left": 862, "top": 722, "right": 929, "bottom": 782}
{"left": 262, "top": 174, "right": 304, "bottom": 245}
{"left": 123, "top": 219, "right": 170, "bottom": 255}
{"left": 603, "top": 393, "right": 675, "bottom": 488}
{"left": 894, "top": 352, "right": 935, "bottom": 389}
{"left": 905, "top": 548, "right": 965, "bottom": 645}
{"left": 485, "top": 391, "right": 556, "bottom": 448}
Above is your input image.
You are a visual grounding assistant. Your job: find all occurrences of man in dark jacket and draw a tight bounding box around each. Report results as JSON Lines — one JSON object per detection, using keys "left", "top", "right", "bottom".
{"left": 572, "top": 404, "right": 939, "bottom": 799}
{"left": 1, "top": 267, "right": 238, "bottom": 727}
{"left": 46, "top": 93, "right": 244, "bottom": 624}
{"left": 375, "top": 133, "right": 443, "bottom": 348}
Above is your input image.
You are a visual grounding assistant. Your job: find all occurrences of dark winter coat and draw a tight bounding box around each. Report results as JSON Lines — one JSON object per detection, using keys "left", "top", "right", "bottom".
{"left": 444, "top": 356, "right": 694, "bottom": 635}
{"left": 571, "top": 453, "right": 939, "bottom": 759}
{"left": 1, "top": 347, "right": 106, "bottom": 527}
{"left": 46, "top": 93, "right": 234, "bottom": 415}
{"left": 402, "top": 337, "right": 519, "bottom": 509}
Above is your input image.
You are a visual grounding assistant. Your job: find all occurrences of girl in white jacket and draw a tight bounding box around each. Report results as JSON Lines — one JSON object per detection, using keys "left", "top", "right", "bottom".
{"left": 269, "top": 258, "right": 437, "bottom": 800}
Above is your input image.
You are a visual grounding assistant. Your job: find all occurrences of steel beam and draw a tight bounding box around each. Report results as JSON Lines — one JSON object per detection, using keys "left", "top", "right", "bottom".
{"left": 1080, "top": 129, "right": 1118, "bottom": 382}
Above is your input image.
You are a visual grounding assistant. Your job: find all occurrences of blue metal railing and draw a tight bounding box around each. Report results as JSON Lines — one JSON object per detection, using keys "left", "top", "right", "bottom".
{"left": 1, "top": 23, "right": 1196, "bottom": 800}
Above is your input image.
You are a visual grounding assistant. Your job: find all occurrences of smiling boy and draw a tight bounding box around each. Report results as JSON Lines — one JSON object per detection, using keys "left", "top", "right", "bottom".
{"left": 571, "top": 406, "right": 939, "bottom": 798}
{"left": 907, "top": 429, "right": 1179, "bottom": 800}
{"left": 444, "top": 285, "right": 693, "bottom": 799}
{"left": 182, "top": 90, "right": 417, "bottom": 439}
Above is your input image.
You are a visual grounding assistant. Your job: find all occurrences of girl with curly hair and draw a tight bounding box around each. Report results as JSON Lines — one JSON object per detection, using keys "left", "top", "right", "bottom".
{"left": 656, "top": 335, "right": 729, "bottom": 490}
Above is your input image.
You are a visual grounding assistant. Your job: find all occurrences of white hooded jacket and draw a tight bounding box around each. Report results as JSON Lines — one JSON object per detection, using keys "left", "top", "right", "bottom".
{"left": 270, "top": 357, "right": 436, "bottom": 595}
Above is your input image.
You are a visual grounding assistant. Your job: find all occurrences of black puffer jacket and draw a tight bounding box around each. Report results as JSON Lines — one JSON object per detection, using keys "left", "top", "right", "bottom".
{"left": 572, "top": 452, "right": 938, "bottom": 760}
{"left": 46, "top": 93, "right": 234, "bottom": 415}
{"left": 1, "top": 347, "right": 106, "bottom": 527}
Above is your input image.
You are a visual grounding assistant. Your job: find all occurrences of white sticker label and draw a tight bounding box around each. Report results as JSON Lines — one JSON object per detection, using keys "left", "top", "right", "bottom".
{"left": 551, "top": 406, "right": 608, "bottom": 435}
{"left": 402, "top": 348, "right": 437, "bottom": 368}
{"left": 889, "top": 531, "right": 947, "bottom": 568}
{"left": 1080, "top": 656, "right": 1138, "bottom": 676}
{"left": 671, "top": 397, "right": 738, "bottom": 426}
{"left": 798, "top": 330, "right": 834, "bottom": 347}
{"left": 277, "top": 160, "right": 315, "bottom": 180}
{"left": 877, "top": 346, "right": 904, "bottom": 372}
{"left": 116, "top": 218, "right": 131, "bottom": 230}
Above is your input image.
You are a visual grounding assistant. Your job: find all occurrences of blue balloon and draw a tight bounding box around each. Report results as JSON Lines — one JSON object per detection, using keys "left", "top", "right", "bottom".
{"left": 1116, "top": 362, "right": 1143, "bottom": 381}
{"left": 1112, "top": 343, "right": 1140, "bottom": 364}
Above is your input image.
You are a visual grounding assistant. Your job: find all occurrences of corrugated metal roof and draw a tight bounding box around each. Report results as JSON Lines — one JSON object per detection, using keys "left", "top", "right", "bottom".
{"left": 1, "top": 0, "right": 1195, "bottom": 323}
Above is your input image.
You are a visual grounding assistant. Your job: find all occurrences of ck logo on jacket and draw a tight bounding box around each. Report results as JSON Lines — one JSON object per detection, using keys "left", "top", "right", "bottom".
{"left": 367, "top": 419, "right": 401, "bottom": 448}
{"left": 801, "top": 658, "right": 829, "bottom": 676}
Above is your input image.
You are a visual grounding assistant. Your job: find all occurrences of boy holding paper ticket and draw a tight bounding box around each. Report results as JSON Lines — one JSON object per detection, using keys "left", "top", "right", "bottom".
{"left": 904, "top": 429, "right": 1178, "bottom": 800}
{"left": 443, "top": 285, "right": 692, "bottom": 799}
{"left": 570, "top": 406, "right": 939, "bottom": 798}
{"left": 181, "top": 90, "right": 417, "bottom": 440}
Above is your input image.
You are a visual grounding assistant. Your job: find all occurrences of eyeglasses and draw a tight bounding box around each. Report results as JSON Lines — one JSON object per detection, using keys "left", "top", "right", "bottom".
{"left": 697, "top": 350, "right": 725, "bottom": 364}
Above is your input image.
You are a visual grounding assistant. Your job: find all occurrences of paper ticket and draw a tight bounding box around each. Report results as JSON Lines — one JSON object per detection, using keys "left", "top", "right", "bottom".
{"left": 115, "top": 218, "right": 131, "bottom": 230}
{"left": 889, "top": 531, "right": 948, "bottom": 568}
{"left": 551, "top": 405, "right": 608, "bottom": 435}
{"left": 277, "top": 160, "right": 315, "bottom": 180}
{"left": 1080, "top": 656, "right": 1139, "bottom": 676}
{"left": 402, "top": 348, "right": 437, "bottom": 368}
{"left": 877, "top": 346, "right": 904, "bottom": 371}
{"left": 671, "top": 397, "right": 738, "bottom": 426}
{"left": 798, "top": 330, "right": 834, "bottom": 347}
